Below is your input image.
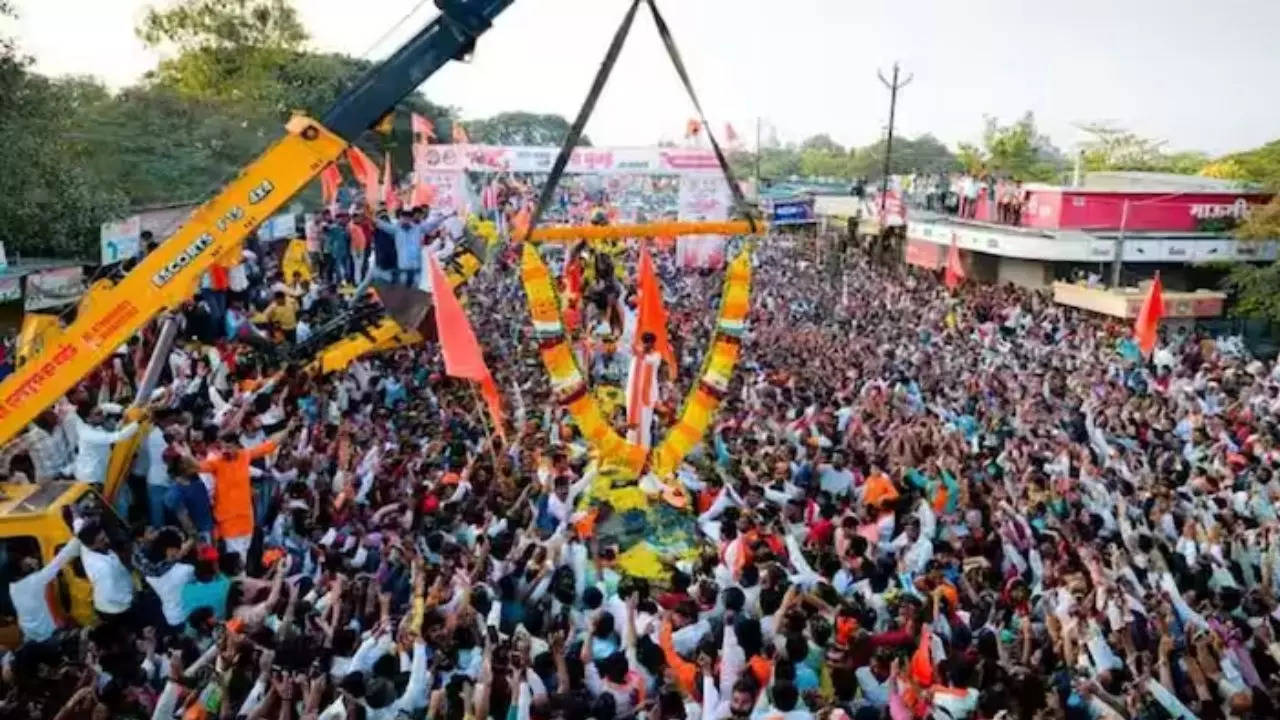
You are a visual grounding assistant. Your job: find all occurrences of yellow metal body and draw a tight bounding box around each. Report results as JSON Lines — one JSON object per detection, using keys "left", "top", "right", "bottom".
{"left": 528, "top": 220, "right": 764, "bottom": 243}
{"left": 0, "top": 482, "right": 114, "bottom": 647}
{"left": 0, "top": 116, "right": 349, "bottom": 448}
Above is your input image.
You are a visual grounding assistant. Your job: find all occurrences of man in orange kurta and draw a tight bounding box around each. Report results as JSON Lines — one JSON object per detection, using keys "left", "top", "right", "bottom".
{"left": 193, "top": 428, "right": 288, "bottom": 562}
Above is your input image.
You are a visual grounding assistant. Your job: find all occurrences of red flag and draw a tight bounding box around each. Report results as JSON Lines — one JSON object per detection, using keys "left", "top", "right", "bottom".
{"left": 381, "top": 153, "right": 399, "bottom": 213}
{"left": 411, "top": 113, "right": 436, "bottom": 142}
{"left": 944, "top": 234, "right": 965, "bottom": 290}
{"left": 451, "top": 122, "right": 469, "bottom": 144}
{"left": 1134, "top": 272, "right": 1165, "bottom": 356}
{"left": 909, "top": 627, "right": 934, "bottom": 687}
{"left": 320, "top": 163, "right": 342, "bottom": 208}
{"left": 634, "top": 245, "right": 676, "bottom": 370}
{"left": 345, "top": 147, "right": 381, "bottom": 208}
{"left": 685, "top": 118, "right": 701, "bottom": 138}
{"left": 427, "top": 255, "right": 505, "bottom": 440}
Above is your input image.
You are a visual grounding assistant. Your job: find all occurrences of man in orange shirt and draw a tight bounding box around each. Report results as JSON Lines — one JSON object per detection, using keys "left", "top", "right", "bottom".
{"left": 180, "top": 421, "right": 292, "bottom": 563}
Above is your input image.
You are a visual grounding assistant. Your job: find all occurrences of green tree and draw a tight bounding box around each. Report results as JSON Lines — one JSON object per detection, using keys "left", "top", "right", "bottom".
{"left": 463, "top": 112, "right": 588, "bottom": 146}
{"left": 799, "top": 134, "right": 844, "bottom": 154}
{"left": 0, "top": 3, "right": 126, "bottom": 257}
{"left": 1203, "top": 140, "right": 1280, "bottom": 189}
{"left": 1076, "top": 122, "right": 1209, "bottom": 174}
{"left": 980, "top": 112, "right": 1062, "bottom": 181}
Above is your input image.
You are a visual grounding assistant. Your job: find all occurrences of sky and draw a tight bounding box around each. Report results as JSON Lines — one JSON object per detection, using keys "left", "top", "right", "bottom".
{"left": 9, "top": 0, "right": 1280, "bottom": 156}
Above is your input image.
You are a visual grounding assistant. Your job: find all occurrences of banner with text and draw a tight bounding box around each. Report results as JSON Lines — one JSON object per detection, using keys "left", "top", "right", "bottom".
{"left": 24, "top": 267, "right": 85, "bottom": 311}
{"left": 675, "top": 175, "right": 732, "bottom": 269}
{"left": 414, "top": 144, "right": 723, "bottom": 175}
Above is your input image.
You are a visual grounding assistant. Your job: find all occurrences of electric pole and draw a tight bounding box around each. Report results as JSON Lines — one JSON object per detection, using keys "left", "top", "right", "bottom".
{"left": 877, "top": 63, "right": 913, "bottom": 214}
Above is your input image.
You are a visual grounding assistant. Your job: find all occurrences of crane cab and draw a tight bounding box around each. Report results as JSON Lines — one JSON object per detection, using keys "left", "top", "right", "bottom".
{"left": 0, "top": 482, "right": 122, "bottom": 648}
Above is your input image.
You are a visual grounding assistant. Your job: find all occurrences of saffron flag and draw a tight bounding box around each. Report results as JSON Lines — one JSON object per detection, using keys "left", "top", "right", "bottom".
{"left": 345, "top": 147, "right": 380, "bottom": 208}
{"left": 319, "top": 163, "right": 342, "bottom": 208}
{"left": 427, "top": 255, "right": 505, "bottom": 440}
{"left": 411, "top": 113, "right": 436, "bottom": 142}
{"left": 1134, "top": 272, "right": 1165, "bottom": 356}
{"left": 410, "top": 181, "right": 435, "bottom": 209}
{"left": 685, "top": 118, "right": 701, "bottom": 138}
{"left": 381, "top": 153, "right": 399, "bottom": 213}
{"left": 634, "top": 245, "right": 677, "bottom": 370}
{"left": 909, "top": 627, "right": 934, "bottom": 687}
{"left": 944, "top": 234, "right": 965, "bottom": 290}
{"left": 451, "top": 122, "right": 469, "bottom": 144}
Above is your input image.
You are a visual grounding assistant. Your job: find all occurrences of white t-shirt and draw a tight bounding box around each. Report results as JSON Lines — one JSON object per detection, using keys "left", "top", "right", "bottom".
{"left": 147, "top": 563, "right": 196, "bottom": 626}
{"left": 9, "top": 539, "right": 81, "bottom": 642}
{"left": 81, "top": 547, "right": 135, "bottom": 614}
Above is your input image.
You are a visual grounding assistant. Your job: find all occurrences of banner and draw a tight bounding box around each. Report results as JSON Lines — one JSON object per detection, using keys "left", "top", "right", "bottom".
{"left": 24, "top": 267, "right": 85, "bottom": 311}
{"left": 258, "top": 213, "right": 297, "bottom": 241}
{"left": 765, "top": 197, "right": 816, "bottom": 225}
{"left": 413, "top": 144, "right": 721, "bottom": 175}
{"left": 419, "top": 171, "right": 470, "bottom": 214}
{"left": 100, "top": 215, "right": 142, "bottom": 264}
{"left": 676, "top": 174, "right": 732, "bottom": 269}
{"left": 0, "top": 276, "right": 20, "bottom": 303}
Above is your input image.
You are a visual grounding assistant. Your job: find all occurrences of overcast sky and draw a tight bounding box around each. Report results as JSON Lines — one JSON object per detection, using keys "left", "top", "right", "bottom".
{"left": 10, "top": 0, "right": 1280, "bottom": 155}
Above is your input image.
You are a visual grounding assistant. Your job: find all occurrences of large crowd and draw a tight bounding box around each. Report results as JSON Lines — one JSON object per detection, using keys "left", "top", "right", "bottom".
{"left": 0, "top": 209, "right": 1278, "bottom": 720}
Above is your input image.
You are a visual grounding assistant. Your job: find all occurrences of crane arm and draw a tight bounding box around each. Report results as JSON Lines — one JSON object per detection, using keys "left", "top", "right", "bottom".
{"left": 0, "top": 0, "right": 516, "bottom": 446}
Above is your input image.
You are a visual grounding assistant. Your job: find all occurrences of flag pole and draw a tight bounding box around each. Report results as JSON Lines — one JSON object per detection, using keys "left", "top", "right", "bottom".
{"left": 468, "top": 382, "right": 504, "bottom": 473}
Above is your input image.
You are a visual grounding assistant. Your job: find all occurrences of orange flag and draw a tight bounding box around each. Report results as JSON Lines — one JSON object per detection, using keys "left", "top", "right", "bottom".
{"left": 345, "top": 147, "right": 380, "bottom": 207}
{"left": 452, "top": 122, "right": 469, "bottom": 144}
{"left": 1134, "top": 272, "right": 1165, "bottom": 356}
{"left": 427, "top": 255, "right": 505, "bottom": 440}
{"left": 320, "top": 163, "right": 342, "bottom": 208}
{"left": 511, "top": 204, "right": 531, "bottom": 241}
{"left": 909, "top": 627, "right": 934, "bottom": 687}
{"left": 411, "top": 113, "right": 436, "bottom": 142}
{"left": 685, "top": 118, "right": 701, "bottom": 138}
{"left": 381, "top": 153, "right": 399, "bottom": 213}
{"left": 410, "top": 180, "right": 435, "bottom": 209}
{"left": 944, "top": 234, "right": 965, "bottom": 290}
{"left": 634, "top": 245, "right": 676, "bottom": 370}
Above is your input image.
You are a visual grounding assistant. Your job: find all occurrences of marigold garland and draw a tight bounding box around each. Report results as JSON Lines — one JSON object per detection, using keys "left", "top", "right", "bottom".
{"left": 519, "top": 242, "right": 752, "bottom": 479}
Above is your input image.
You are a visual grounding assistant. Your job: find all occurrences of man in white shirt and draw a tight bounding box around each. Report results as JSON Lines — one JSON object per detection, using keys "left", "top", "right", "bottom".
{"left": 144, "top": 418, "right": 175, "bottom": 528}
{"left": 8, "top": 539, "right": 81, "bottom": 643}
{"left": 138, "top": 528, "right": 197, "bottom": 633}
{"left": 76, "top": 520, "right": 137, "bottom": 625}
{"left": 70, "top": 404, "right": 140, "bottom": 486}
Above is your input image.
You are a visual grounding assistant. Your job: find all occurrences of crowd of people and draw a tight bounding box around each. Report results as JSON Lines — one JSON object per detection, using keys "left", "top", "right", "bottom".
{"left": 0, "top": 214, "right": 1279, "bottom": 720}
{"left": 893, "top": 174, "right": 1027, "bottom": 225}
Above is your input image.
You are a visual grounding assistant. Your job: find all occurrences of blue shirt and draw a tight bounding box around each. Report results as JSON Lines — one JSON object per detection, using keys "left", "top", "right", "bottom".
{"left": 182, "top": 575, "right": 230, "bottom": 619}
{"left": 165, "top": 481, "right": 214, "bottom": 533}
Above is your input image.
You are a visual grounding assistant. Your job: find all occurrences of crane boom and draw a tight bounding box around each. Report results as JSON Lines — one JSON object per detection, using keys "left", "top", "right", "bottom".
{"left": 0, "top": 0, "right": 515, "bottom": 446}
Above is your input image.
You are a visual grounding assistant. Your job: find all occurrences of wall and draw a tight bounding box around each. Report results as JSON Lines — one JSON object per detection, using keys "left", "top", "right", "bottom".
{"left": 997, "top": 257, "right": 1051, "bottom": 289}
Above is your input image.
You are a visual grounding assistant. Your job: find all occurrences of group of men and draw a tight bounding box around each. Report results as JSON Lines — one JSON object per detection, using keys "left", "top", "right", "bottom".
{"left": 0, "top": 217, "right": 1278, "bottom": 720}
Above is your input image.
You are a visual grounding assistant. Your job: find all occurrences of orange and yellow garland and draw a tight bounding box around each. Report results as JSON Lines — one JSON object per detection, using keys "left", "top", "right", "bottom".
{"left": 519, "top": 242, "right": 752, "bottom": 478}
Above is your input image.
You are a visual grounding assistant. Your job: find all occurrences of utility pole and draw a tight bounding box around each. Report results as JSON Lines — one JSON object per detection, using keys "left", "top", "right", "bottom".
{"left": 1110, "top": 199, "right": 1130, "bottom": 288}
{"left": 877, "top": 63, "right": 913, "bottom": 214}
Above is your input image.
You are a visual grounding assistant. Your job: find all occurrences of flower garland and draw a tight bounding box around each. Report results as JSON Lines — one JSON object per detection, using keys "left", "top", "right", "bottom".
{"left": 519, "top": 242, "right": 752, "bottom": 478}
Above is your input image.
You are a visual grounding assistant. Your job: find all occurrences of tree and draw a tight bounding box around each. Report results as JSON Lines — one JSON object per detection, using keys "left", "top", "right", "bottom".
{"left": 0, "top": 3, "right": 126, "bottom": 257}
{"left": 463, "top": 112, "right": 588, "bottom": 146}
{"left": 979, "top": 112, "right": 1062, "bottom": 181}
{"left": 1203, "top": 140, "right": 1280, "bottom": 189}
{"left": 1076, "top": 122, "right": 1209, "bottom": 175}
{"left": 799, "top": 134, "right": 844, "bottom": 154}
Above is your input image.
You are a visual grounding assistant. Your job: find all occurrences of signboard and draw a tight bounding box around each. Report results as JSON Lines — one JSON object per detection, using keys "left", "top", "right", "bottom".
{"left": 24, "top": 267, "right": 85, "bottom": 311}
{"left": 766, "top": 197, "right": 816, "bottom": 225}
{"left": 0, "top": 276, "right": 20, "bottom": 303}
{"left": 258, "top": 213, "right": 297, "bottom": 241}
{"left": 100, "top": 215, "right": 142, "bottom": 265}
{"left": 413, "top": 144, "right": 721, "bottom": 175}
